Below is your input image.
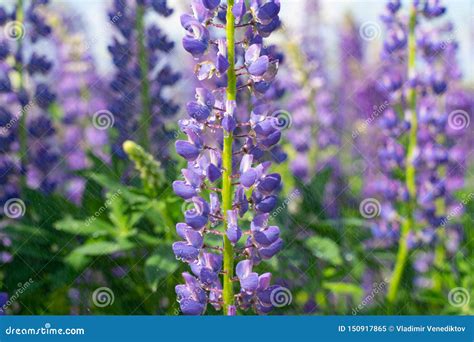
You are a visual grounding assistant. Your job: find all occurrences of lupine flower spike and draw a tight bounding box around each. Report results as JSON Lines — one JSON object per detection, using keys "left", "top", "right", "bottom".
{"left": 174, "top": 0, "right": 284, "bottom": 315}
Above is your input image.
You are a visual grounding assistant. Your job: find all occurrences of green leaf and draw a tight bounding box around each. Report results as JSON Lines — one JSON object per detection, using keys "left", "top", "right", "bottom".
{"left": 305, "top": 236, "right": 342, "bottom": 265}
{"left": 323, "top": 282, "right": 363, "bottom": 302}
{"left": 54, "top": 217, "right": 114, "bottom": 237}
{"left": 72, "top": 240, "right": 133, "bottom": 256}
{"left": 144, "top": 248, "right": 179, "bottom": 291}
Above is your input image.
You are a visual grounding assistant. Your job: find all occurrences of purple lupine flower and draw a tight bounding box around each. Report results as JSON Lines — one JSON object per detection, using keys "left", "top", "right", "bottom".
{"left": 0, "top": 0, "right": 61, "bottom": 198}
{"left": 49, "top": 10, "right": 109, "bottom": 204}
{"left": 107, "top": 0, "right": 180, "bottom": 159}
{"left": 368, "top": 0, "right": 468, "bottom": 248}
{"left": 0, "top": 292, "right": 7, "bottom": 315}
{"left": 174, "top": 0, "right": 284, "bottom": 315}
{"left": 283, "top": 0, "right": 342, "bottom": 218}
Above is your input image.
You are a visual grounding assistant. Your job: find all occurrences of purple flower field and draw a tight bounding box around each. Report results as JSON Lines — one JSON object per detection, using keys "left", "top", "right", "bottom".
{"left": 0, "top": 0, "right": 473, "bottom": 316}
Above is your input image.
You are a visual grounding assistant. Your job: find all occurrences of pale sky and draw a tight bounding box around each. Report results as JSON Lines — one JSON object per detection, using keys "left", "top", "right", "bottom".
{"left": 42, "top": 0, "right": 474, "bottom": 83}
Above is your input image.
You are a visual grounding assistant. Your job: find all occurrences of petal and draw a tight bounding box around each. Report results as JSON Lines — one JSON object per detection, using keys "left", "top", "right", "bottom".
{"left": 173, "top": 242, "right": 199, "bottom": 262}
{"left": 255, "top": 195, "right": 277, "bottom": 213}
{"left": 251, "top": 213, "right": 269, "bottom": 231}
{"left": 257, "top": 173, "right": 281, "bottom": 193}
{"left": 241, "top": 168, "right": 258, "bottom": 188}
{"left": 202, "top": 0, "right": 220, "bottom": 10}
{"left": 248, "top": 55, "right": 269, "bottom": 76}
{"left": 182, "top": 36, "right": 208, "bottom": 58}
{"left": 257, "top": 1, "right": 280, "bottom": 21}
{"left": 184, "top": 229, "right": 203, "bottom": 248}
{"left": 259, "top": 238, "right": 283, "bottom": 259}
{"left": 196, "top": 87, "right": 215, "bottom": 108}
{"left": 187, "top": 101, "right": 211, "bottom": 122}
{"left": 216, "top": 53, "right": 229, "bottom": 74}
{"left": 258, "top": 272, "right": 272, "bottom": 290}
{"left": 176, "top": 140, "right": 200, "bottom": 161}
{"left": 241, "top": 272, "right": 259, "bottom": 292}
{"left": 185, "top": 214, "right": 208, "bottom": 229}
{"left": 200, "top": 267, "right": 218, "bottom": 285}
{"left": 173, "top": 180, "right": 197, "bottom": 199}
{"left": 239, "top": 154, "right": 254, "bottom": 173}
{"left": 179, "top": 298, "right": 206, "bottom": 315}
{"left": 175, "top": 284, "right": 192, "bottom": 300}
{"left": 222, "top": 113, "right": 236, "bottom": 132}
{"left": 245, "top": 44, "right": 261, "bottom": 64}
{"left": 236, "top": 259, "right": 253, "bottom": 279}
{"left": 254, "top": 226, "right": 280, "bottom": 246}
{"left": 207, "top": 163, "right": 221, "bottom": 183}
{"left": 226, "top": 224, "right": 242, "bottom": 244}
{"left": 176, "top": 223, "right": 191, "bottom": 239}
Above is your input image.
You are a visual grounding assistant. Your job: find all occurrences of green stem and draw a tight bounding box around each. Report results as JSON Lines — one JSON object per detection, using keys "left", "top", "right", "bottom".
{"left": 387, "top": 5, "right": 417, "bottom": 306}
{"left": 222, "top": 0, "right": 236, "bottom": 315}
{"left": 16, "top": 0, "right": 27, "bottom": 191}
{"left": 136, "top": 4, "right": 152, "bottom": 151}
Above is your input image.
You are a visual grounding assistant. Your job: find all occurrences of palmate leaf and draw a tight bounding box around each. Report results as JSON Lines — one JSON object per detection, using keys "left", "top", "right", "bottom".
{"left": 54, "top": 217, "right": 114, "bottom": 237}
{"left": 304, "top": 236, "right": 343, "bottom": 266}
{"left": 144, "top": 247, "right": 179, "bottom": 292}
{"left": 72, "top": 240, "right": 134, "bottom": 256}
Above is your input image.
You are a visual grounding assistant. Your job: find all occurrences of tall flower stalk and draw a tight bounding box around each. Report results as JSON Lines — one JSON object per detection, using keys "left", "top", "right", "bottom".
{"left": 107, "top": 0, "right": 180, "bottom": 159}
{"left": 174, "top": 0, "right": 284, "bottom": 315}
{"left": 387, "top": 2, "right": 418, "bottom": 304}
{"left": 370, "top": 0, "right": 465, "bottom": 305}
{"left": 0, "top": 0, "right": 59, "bottom": 197}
